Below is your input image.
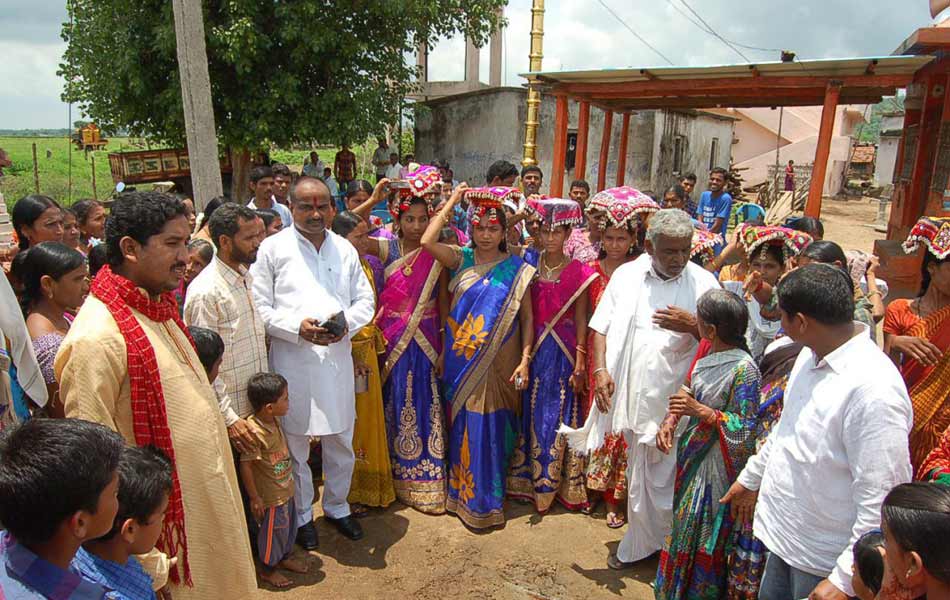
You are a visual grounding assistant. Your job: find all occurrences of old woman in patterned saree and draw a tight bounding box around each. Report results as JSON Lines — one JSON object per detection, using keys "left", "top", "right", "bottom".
{"left": 655, "top": 289, "right": 762, "bottom": 600}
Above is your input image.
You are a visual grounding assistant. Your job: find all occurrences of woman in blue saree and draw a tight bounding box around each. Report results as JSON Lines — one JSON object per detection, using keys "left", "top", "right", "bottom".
{"left": 422, "top": 185, "right": 536, "bottom": 529}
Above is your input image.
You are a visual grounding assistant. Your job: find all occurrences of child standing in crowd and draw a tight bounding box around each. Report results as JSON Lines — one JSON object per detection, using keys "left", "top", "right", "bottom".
{"left": 239, "top": 373, "right": 309, "bottom": 588}
{"left": 188, "top": 326, "right": 224, "bottom": 384}
{"left": 851, "top": 530, "right": 885, "bottom": 600}
{"left": 0, "top": 418, "right": 124, "bottom": 598}
{"left": 73, "top": 446, "right": 174, "bottom": 600}
{"left": 881, "top": 483, "right": 950, "bottom": 600}
{"left": 654, "top": 289, "right": 762, "bottom": 600}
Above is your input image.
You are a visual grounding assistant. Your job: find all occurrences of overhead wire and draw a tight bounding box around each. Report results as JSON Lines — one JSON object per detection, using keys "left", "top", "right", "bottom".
{"left": 676, "top": 0, "right": 751, "bottom": 62}
{"left": 595, "top": 0, "right": 675, "bottom": 66}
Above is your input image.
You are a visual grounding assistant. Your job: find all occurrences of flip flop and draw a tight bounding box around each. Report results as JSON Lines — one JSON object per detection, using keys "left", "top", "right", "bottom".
{"left": 606, "top": 511, "right": 626, "bottom": 529}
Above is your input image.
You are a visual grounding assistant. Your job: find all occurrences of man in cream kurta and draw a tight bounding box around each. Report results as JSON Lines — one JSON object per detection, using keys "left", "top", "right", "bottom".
{"left": 250, "top": 177, "right": 375, "bottom": 540}
{"left": 586, "top": 209, "right": 720, "bottom": 567}
{"left": 57, "top": 300, "right": 256, "bottom": 599}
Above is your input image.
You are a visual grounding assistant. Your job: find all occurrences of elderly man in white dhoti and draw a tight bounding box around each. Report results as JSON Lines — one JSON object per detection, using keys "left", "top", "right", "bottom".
{"left": 250, "top": 176, "right": 375, "bottom": 548}
{"left": 563, "top": 208, "right": 720, "bottom": 569}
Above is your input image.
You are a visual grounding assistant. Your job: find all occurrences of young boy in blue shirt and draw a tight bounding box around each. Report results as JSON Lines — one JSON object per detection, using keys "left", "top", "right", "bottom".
{"left": 0, "top": 418, "right": 124, "bottom": 599}
{"left": 695, "top": 167, "right": 733, "bottom": 254}
{"left": 73, "top": 446, "right": 174, "bottom": 600}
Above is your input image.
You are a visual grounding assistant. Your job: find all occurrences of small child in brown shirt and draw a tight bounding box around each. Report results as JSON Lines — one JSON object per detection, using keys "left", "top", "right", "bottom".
{"left": 239, "top": 373, "right": 309, "bottom": 587}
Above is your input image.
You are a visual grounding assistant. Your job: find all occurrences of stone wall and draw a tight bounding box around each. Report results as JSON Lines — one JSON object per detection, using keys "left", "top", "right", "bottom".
{"left": 414, "top": 87, "right": 735, "bottom": 194}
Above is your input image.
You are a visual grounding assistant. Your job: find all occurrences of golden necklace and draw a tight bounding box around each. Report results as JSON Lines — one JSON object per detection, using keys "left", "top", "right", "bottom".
{"left": 398, "top": 240, "right": 422, "bottom": 276}
{"left": 541, "top": 253, "right": 567, "bottom": 280}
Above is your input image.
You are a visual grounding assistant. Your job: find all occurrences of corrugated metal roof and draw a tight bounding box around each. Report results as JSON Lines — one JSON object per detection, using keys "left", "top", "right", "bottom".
{"left": 521, "top": 55, "right": 932, "bottom": 84}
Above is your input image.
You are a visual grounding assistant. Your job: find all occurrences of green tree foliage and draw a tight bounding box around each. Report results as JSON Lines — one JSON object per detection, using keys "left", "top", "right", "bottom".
{"left": 59, "top": 0, "right": 505, "bottom": 152}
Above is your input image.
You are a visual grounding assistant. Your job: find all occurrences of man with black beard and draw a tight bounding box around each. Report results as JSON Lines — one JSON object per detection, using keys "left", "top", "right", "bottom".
{"left": 184, "top": 202, "right": 268, "bottom": 454}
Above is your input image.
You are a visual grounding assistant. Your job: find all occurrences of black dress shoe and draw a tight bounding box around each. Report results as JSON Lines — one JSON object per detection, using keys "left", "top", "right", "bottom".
{"left": 325, "top": 515, "right": 364, "bottom": 540}
{"left": 295, "top": 521, "right": 319, "bottom": 550}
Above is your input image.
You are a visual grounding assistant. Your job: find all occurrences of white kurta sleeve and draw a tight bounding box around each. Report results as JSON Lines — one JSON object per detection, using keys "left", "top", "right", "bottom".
{"left": 344, "top": 249, "right": 376, "bottom": 339}
{"left": 737, "top": 421, "right": 776, "bottom": 491}
{"left": 827, "top": 383, "right": 913, "bottom": 596}
{"left": 249, "top": 246, "right": 301, "bottom": 345}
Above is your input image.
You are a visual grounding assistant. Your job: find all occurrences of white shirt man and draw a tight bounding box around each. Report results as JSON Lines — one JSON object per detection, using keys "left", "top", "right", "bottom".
{"left": 728, "top": 264, "right": 912, "bottom": 600}
{"left": 249, "top": 180, "right": 375, "bottom": 544}
{"left": 184, "top": 204, "right": 268, "bottom": 429}
{"left": 575, "top": 209, "right": 720, "bottom": 567}
{"left": 372, "top": 141, "right": 390, "bottom": 180}
{"left": 302, "top": 154, "right": 324, "bottom": 178}
{"left": 385, "top": 159, "right": 403, "bottom": 181}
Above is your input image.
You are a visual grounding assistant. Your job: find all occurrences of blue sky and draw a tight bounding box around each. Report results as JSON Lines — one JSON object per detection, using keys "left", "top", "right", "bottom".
{"left": 0, "top": 0, "right": 937, "bottom": 129}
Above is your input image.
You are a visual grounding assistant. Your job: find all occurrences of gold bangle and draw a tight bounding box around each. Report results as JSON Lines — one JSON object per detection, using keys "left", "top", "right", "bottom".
{"left": 867, "top": 290, "right": 882, "bottom": 298}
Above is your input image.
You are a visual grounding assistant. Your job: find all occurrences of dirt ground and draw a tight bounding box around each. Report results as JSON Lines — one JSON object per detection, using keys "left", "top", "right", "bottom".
{"left": 253, "top": 197, "right": 884, "bottom": 600}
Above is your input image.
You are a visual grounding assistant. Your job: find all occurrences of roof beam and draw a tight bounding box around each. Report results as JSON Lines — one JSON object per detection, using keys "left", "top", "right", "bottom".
{"left": 594, "top": 94, "right": 887, "bottom": 110}
{"left": 554, "top": 73, "right": 913, "bottom": 96}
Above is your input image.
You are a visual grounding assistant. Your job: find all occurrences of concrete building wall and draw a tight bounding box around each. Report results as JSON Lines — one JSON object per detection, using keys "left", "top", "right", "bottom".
{"left": 876, "top": 134, "right": 901, "bottom": 185}
{"left": 730, "top": 116, "right": 789, "bottom": 163}
{"left": 414, "top": 87, "right": 734, "bottom": 195}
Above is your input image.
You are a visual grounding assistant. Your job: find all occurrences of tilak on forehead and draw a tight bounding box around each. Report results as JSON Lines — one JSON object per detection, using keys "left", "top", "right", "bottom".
{"left": 390, "top": 164, "right": 440, "bottom": 220}
{"left": 465, "top": 186, "right": 521, "bottom": 226}
{"left": 903, "top": 216, "right": 950, "bottom": 260}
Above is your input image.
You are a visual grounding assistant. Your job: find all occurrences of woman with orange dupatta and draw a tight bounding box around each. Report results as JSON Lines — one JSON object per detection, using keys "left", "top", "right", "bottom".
{"left": 884, "top": 216, "right": 950, "bottom": 470}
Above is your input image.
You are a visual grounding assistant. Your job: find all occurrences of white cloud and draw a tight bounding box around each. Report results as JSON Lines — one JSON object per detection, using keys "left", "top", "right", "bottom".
{"left": 0, "top": 0, "right": 938, "bottom": 128}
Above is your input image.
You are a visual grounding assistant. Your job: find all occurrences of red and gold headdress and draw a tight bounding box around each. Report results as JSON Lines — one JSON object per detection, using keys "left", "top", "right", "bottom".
{"left": 464, "top": 186, "right": 521, "bottom": 227}
{"left": 390, "top": 164, "right": 441, "bottom": 220}
{"left": 588, "top": 186, "right": 659, "bottom": 216}
{"left": 902, "top": 216, "right": 950, "bottom": 259}
{"left": 691, "top": 228, "right": 723, "bottom": 265}
{"left": 526, "top": 197, "right": 584, "bottom": 229}
{"left": 737, "top": 223, "right": 812, "bottom": 262}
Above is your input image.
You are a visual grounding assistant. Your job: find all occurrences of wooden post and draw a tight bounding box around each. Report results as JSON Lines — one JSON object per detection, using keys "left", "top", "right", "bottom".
{"left": 597, "top": 110, "right": 614, "bottom": 192}
{"left": 550, "top": 95, "right": 569, "bottom": 197}
{"left": 616, "top": 113, "right": 631, "bottom": 186}
{"left": 574, "top": 101, "right": 590, "bottom": 181}
{"left": 805, "top": 81, "right": 842, "bottom": 218}
{"left": 31, "top": 143, "right": 39, "bottom": 193}
{"left": 172, "top": 0, "right": 223, "bottom": 209}
{"left": 91, "top": 155, "right": 98, "bottom": 199}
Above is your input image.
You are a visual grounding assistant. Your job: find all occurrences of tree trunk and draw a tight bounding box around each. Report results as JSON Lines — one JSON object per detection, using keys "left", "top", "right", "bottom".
{"left": 230, "top": 148, "right": 252, "bottom": 203}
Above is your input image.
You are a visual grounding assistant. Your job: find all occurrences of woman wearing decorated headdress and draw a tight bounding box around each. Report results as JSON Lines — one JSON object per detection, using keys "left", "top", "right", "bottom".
{"left": 357, "top": 165, "right": 450, "bottom": 514}
{"left": 582, "top": 187, "right": 659, "bottom": 527}
{"left": 507, "top": 197, "right": 598, "bottom": 513}
{"left": 884, "top": 216, "right": 950, "bottom": 470}
{"left": 720, "top": 224, "right": 811, "bottom": 361}
{"left": 420, "top": 184, "right": 536, "bottom": 529}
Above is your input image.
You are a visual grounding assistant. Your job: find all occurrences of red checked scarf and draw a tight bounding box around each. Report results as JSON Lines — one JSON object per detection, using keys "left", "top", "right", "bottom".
{"left": 90, "top": 265, "right": 194, "bottom": 585}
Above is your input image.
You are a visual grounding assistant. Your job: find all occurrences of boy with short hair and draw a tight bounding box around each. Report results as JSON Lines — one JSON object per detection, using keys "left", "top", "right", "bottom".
{"left": 73, "top": 446, "right": 174, "bottom": 600}
{"left": 239, "top": 373, "right": 308, "bottom": 588}
{"left": 187, "top": 325, "right": 224, "bottom": 384}
{"left": 0, "top": 418, "right": 124, "bottom": 598}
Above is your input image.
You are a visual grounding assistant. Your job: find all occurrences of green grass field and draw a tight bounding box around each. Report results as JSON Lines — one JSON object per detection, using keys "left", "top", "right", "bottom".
{"left": 0, "top": 136, "right": 139, "bottom": 209}
{"left": 0, "top": 137, "right": 400, "bottom": 210}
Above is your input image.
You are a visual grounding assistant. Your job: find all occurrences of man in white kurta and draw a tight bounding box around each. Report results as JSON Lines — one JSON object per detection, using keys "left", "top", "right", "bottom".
{"left": 249, "top": 178, "right": 374, "bottom": 543}
{"left": 587, "top": 209, "right": 720, "bottom": 567}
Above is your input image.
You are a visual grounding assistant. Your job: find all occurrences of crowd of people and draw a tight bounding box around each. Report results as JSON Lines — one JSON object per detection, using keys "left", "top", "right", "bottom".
{"left": 0, "top": 155, "right": 950, "bottom": 600}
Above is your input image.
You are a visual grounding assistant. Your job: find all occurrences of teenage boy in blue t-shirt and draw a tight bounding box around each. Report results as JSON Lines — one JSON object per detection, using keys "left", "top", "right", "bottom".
{"left": 695, "top": 167, "right": 732, "bottom": 254}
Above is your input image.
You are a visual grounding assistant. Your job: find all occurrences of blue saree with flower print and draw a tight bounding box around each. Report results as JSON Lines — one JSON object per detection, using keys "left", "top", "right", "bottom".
{"left": 443, "top": 247, "right": 535, "bottom": 529}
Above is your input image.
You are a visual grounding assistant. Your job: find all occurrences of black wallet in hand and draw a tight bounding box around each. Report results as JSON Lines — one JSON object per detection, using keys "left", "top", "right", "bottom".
{"left": 320, "top": 311, "right": 347, "bottom": 337}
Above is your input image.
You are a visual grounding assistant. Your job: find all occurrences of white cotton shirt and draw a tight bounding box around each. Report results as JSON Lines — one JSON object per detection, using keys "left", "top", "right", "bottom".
{"left": 247, "top": 198, "right": 293, "bottom": 229}
{"left": 737, "top": 324, "right": 912, "bottom": 596}
{"left": 587, "top": 255, "right": 720, "bottom": 441}
{"left": 249, "top": 226, "right": 375, "bottom": 436}
{"left": 385, "top": 163, "right": 403, "bottom": 180}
